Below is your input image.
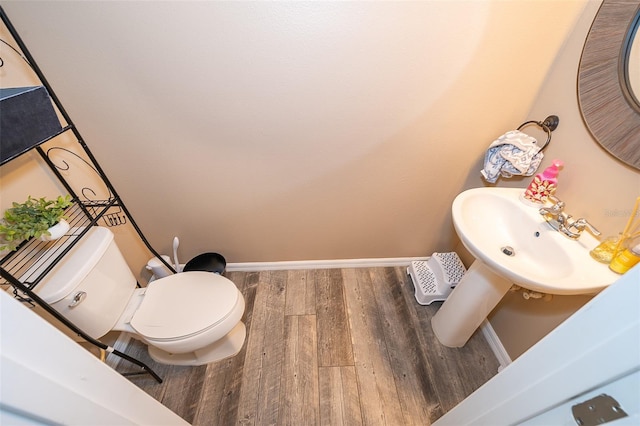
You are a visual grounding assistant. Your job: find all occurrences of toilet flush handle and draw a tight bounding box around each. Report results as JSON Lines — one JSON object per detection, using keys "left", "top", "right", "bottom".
{"left": 69, "top": 291, "right": 87, "bottom": 308}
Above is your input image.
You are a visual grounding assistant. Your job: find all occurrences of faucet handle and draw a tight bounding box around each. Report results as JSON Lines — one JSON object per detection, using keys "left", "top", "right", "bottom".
{"left": 547, "top": 194, "right": 564, "bottom": 209}
{"left": 540, "top": 198, "right": 564, "bottom": 215}
{"left": 571, "top": 218, "right": 601, "bottom": 237}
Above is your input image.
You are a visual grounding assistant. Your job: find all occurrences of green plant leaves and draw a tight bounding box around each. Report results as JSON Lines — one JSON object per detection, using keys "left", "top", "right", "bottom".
{"left": 0, "top": 195, "right": 72, "bottom": 251}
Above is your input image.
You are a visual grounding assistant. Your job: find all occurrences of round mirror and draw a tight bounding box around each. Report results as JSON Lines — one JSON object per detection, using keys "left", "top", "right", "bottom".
{"left": 578, "top": 0, "right": 640, "bottom": 170}
{"left": 623, "top": 9, "right": 640, "bottom": 107}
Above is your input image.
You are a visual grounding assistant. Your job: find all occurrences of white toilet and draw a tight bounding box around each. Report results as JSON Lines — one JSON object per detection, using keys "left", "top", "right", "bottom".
{"left": 33, "top": 226, "right": 246, "bottom": 366}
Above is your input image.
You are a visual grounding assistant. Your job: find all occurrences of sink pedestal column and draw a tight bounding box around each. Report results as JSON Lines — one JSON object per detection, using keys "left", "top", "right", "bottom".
{"left": 431, "top": 260, "right": 512, "bottom": 347}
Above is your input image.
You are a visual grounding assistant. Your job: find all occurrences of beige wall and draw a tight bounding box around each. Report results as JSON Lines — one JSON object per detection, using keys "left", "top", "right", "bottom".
{"left": 2, "top": 0, "right": 585, "bottom": 264}
{"left": 2, "top": 1, "right": 639, "bottom": 359}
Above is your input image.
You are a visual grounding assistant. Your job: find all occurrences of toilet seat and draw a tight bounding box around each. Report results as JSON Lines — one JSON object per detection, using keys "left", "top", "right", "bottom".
{"left": 130, "top": 271, "right": 239, "bottom": 341}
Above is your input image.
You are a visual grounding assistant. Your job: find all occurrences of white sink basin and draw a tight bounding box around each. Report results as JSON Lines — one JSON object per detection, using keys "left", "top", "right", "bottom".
{"left": 452, "top": 187, "right": 618, "bottom": 295}
{"left": 431, "top": 187, "right": 620, "bottom": 348}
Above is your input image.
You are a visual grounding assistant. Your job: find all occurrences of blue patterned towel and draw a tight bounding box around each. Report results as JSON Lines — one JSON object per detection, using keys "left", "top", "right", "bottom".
{"left": 481, "top": 130, "right": 543, "bottom": 183}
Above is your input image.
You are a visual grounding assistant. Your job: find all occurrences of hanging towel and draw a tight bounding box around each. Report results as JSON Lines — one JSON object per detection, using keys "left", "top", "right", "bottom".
{"left": 481, "top": 130, "right": 543, "bottom": 183}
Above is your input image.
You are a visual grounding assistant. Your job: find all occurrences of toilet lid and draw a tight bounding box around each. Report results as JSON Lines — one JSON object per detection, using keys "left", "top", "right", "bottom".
{"left": 130, "top": 271, "right": 239, "bottom": 340}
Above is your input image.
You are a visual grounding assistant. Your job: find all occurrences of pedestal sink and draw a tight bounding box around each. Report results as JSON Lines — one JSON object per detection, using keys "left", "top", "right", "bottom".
{"left": 431, "top": 187, "right": 619, "bottom": 347}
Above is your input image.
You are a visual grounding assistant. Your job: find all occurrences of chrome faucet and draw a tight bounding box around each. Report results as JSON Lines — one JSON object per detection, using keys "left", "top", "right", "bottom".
{"left": 538, "top": 196, "right": 601, "bottom": 240}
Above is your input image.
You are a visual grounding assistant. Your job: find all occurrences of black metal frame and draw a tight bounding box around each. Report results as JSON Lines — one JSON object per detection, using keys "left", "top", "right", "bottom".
{"left": 0, "top": 6, "right": 177, "bottom": 383}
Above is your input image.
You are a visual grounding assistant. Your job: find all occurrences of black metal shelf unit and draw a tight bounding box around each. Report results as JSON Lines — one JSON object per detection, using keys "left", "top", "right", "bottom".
{"left": 0, "top": 6, "right": 173, "bottom": 383}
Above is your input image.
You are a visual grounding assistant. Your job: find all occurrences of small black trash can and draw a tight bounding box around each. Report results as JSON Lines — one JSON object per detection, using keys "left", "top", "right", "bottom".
{"left": 183, "top": 252, "right": 226, "bottom": 274}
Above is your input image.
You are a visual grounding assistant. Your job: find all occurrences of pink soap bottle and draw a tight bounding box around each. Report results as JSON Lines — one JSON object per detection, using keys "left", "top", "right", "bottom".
{"left": 522, "top": 159, "right": 563, "bottom": 205}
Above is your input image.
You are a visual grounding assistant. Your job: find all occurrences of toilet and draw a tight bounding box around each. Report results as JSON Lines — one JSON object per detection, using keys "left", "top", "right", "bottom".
{"left": 33, "top": 226, "right": 246, "bottom": 366}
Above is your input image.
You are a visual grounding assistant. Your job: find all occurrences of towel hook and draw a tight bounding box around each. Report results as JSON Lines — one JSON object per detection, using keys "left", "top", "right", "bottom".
{"left": 517, "top": 115, "right": 559, "bottom": 151}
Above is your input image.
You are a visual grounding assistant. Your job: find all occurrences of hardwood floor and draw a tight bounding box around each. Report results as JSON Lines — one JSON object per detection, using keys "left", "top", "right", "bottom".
{"left": 113, "top": 267, "right": 499, "bottom": 425}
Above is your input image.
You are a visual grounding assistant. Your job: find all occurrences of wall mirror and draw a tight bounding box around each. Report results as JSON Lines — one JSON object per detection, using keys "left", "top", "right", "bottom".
{"left": 578, "top": 0, "right": 640, "bottom": 170}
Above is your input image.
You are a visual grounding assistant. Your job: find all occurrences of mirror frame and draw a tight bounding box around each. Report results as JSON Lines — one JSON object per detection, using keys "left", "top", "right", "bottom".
{"left": 578, "top": 0, "right": 640, "bottom": 170}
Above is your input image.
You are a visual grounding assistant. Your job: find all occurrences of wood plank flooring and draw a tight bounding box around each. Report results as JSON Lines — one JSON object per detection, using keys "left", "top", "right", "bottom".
{"left": 114, "top": 267, "right": 499, "bottom": 425}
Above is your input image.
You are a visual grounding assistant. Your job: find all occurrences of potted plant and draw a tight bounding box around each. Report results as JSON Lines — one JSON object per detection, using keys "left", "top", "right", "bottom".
{"left": 0, "top": 195, "right": 73, "bottom": 251}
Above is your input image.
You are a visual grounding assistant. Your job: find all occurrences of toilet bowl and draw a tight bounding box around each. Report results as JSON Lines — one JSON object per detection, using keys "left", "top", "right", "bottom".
{"left": 114, "top": 271, "right": 246, "bottom": 365}
{"left": 33, "top": 226, "right": 246, "bottom": 366}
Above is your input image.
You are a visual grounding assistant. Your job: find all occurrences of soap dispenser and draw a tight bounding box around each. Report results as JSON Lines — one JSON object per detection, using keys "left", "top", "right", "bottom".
{"left": 522, "top": 159, "right": 563, "bottom": 205}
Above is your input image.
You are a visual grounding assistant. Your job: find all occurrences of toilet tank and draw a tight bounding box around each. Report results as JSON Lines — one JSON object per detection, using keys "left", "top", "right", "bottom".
{"left": 33, "top": 226, "right": 137, "bottom": 338}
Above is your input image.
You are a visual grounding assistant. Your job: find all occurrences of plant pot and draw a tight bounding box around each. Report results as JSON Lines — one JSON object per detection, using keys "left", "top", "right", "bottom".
{"left": 40, "top": 219, "right": 70, "bottom": 241}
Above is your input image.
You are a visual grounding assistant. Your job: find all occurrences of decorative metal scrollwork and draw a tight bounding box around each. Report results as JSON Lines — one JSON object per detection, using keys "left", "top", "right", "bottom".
{"left": 45, "top": 146, "right": 126, "bottom": 227}
{"left": 0, "top": 37, "right": 31, "bottom": 69}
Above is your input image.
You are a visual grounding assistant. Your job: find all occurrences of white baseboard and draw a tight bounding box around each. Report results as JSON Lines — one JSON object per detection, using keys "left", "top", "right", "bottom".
{"left": 480, "top": 319, "right": 512, "bottom": 371}
{"left": 225, "top": 257, "right": 429, "bottom": 272}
